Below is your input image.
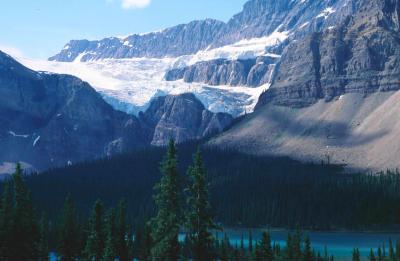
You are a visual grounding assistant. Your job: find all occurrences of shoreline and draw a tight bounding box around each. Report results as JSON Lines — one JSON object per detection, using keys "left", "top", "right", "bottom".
{"left": 221, "top": 227, "right": 400, "bottom": 234}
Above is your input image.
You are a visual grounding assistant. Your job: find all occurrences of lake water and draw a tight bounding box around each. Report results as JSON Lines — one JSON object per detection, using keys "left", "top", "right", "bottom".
{"left": 50, "top": 229, "right": 400, "bottom": 261}
{"left": 217, "top": 229, "right": 400, "bottom": 260}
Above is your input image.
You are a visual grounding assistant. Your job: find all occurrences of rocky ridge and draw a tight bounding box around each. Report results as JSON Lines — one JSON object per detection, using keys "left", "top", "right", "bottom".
{"left": 0, "top": 51, "right": 232, "bottom": 172}
{"left": 165, "top": 56, "right": 277, "bottom": 87}
{"left": 210, "top": 0, "right": 400, "bottom": 171}
{"left": 49, "top": 0, "right": 354, "bottom": 62}
{"left": 257, "top": 0, "right": 400, "bottom": 108}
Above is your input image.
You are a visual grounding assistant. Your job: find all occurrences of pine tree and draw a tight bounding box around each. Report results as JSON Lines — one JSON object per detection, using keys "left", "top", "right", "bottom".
{"left": 273, "top": 242, "right": 281, "bottom": 258}
{"left": 324, "top": 246, "right": 329, "bottom": 261}
{"left": 102, "top": 209, "right": 117, "bottom": 261}
{"left": 138, "top": 225, "right": 152, "bottom": 261}
{"left": 258, "top": 231, "right": 273, "bottom": 261}
{"left": 58, "top": 196, "right": 81, "bottom": 261}
{"left": 38, "top": 214, "right": 49, "bottom": 261}
{"left": 150, "top": 140, "right": 182, "bottom": 261}
{"left": 115, "top": 200, "right": 129, "bottom": 261}
{"left": 240, "top": 233, "right": 246, "bottom": 259}
{"left": 396, "top": 240, "right": 400, "bottom": 261}
{"left": 233, "top": 246, "right": 240, "bottom": 261}
{"left": 84, "top": 200, "right": 106, "bottom": 261}
{"left": 0, "top": 179, "right": 13, "bottom": 260}
{"left": 286, "top": 232, "right": 294, "bottom": 260}
{"left": 303, "top": 236, "right": 313, "bottom": 261}
{"left": 10, "top": 163, "right": 40, "bottom": 260}
{"left": 182, "top": 232, "right": 192, "bottom": 259}
{"left": 220, "top": 234, "right": 230, "bottom": 261}
{"left": 185, "top": 149, "right": 217, "bottom": 261}
{"left": 369, "top": 249, "right": 376, "bottom": 261}
{"left": 377, "top": 247, "right": 383, "bottom": 261}
{"left": 249, "top": 230, "right": 253, "bottom": 254}
{"left": 254, "top": 243, "right": 263, "bottom": 261}
{"left": 389, "top": 238, "right": 395, "bottom": 261}
{"left": 352, "top": 248, "right": 360, "bottom": 261}
{"left": 126, "top": 229, "right": 135, "bottom": 261}
{"left": 292, "top": 230, "right": 302, "bottom": 261}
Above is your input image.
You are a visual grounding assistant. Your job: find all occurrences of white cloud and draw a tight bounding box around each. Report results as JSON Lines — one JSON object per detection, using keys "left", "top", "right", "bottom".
{"left": 121, "top": 0, "right": 151, "bottom": 9}
{"left": 0, "top": 44, "right": 23, "bottom": 58}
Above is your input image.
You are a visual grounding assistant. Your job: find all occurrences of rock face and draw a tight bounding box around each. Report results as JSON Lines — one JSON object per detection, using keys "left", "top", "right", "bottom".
{"left": 49, "top": 0, "right": 353, "bottom": 62}
{"left": 0, "top": 51, "right": 147, "bottom": 170}
{"left": 0, "top": 51, "right": 232, "bottom": 172}
{"left": 257, "top": 0, "right": 400, "bottom": 108}
{"left": 211, "top": 0, "right": 400, "bottom": 171}
{"left": 165, "top": 56, "right": 277, "bottom": 87}
{"left": 139, "top": 93, "right": 233, "bottom": 146}
{"left": 49, "top": 19, "right": 225, "bottom": 62}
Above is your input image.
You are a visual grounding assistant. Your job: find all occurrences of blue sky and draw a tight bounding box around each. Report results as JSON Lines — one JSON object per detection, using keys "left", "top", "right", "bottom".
{"left": 0, "top": 0, "right": 247, "bottom": 59}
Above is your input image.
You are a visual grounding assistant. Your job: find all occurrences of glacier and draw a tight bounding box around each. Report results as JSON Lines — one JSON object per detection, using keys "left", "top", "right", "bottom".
{"left": 17, "top": 32, "right": 287, "bottom": 117}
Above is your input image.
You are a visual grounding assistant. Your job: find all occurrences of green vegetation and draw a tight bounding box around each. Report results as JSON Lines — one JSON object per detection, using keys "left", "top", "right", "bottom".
{"left": 0, "top": 142, "right": 400, "bottom": 260}
{"left": 150, "top": 140, "right": 182, "bottom": 261}
{"left": 24, "top": 142, "right": 400, "bottom": 230}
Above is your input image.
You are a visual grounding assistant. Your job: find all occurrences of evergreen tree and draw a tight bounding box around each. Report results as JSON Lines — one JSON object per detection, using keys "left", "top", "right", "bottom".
{"left": 259, "top": 231, "right": 273, "bottom": 261}
{"left": 38, "top": 214, "right": 49, "bottom": 261}
{"left": 377, "top": 247, "right": 383, "bottom": 261}
{"left": 273, "top": 242, "right": 281, "bottom": 257}
{"left": 249, "top": 230, "right": 253, "bottom": 254}
{"left": 324, "top": 246, "right": 329, "bottom": 261}
{"left": 84, "top": 200, "right": 106, "bottom": 261}
{"left": 383, "top": 243, "right": 386, "bottom": 258}
{"left": 10, "top": 163, "right": 40, "bottom": 260}
{"left": 150, "top": 140, "right": 182, "bottom": 261}
{"left": 369, "top": 249, "right": 376, "bottom": 261}
{"left": 138, "top": 225, "right": 152, "bottom": 261}
{"left": 58, "top": 196, "right": 81, "bottom": 261}
{"left": 254, "top": 243, "right": 263, "bottom": 261}
{"left": 126, "top": 229, "right": 135, "bottom": 261}
{"left": 240, "top": 233, "right": 246, "bottom": 260}
{"left": 115, "top": 200, "right": 129, "bottom": 261}
{"left": 102, "top": 209, "right": 117, "bottom": 261}
{"left": 181, "top": 233, "right": 192, "bottom": 259}
{"left": 232, "top": 246, "right": 240, "bottom": 261}
{"left": 396, "top": 240, "right": 400, "bottom": 261}
{"left": 0, "top": 179, "right": 13, "bottom": 260}
{"left": 389, "top": 238, "right": 395, "bottom": 261}
{"left": 286, "top": 232, "right": 294, "bottom": 260}
{"left": 352, "top": 248, "right": 360, "bottom": 261}
{"left": 185, "top": 149, "right": 217, "bottom": 261}
{"left": 292, "top": 230, "right": 302, "bottom": 261}
{"left": 220, "top": 234, "right": 230, "bottom": 261}
{"left": 303, "top": 236, "right": 313, "bottom": 261}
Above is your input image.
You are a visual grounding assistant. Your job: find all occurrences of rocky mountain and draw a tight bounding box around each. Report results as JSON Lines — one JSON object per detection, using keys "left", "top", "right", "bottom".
{"left": 257, "top": 0, "right": 400, "bottom": 108}
{"left": 0, "top": 50, "right": 147, "bottom": 171}
{"left": 165, "top": 56, "right": 277, "bottom": 87}
{"left": 42, "top": 0, "right": 363, "bottom": 118}
{"left": 0, "top": 51, "right": 232, "bottom": 173}
{"left": 139, "top": 93, "right": 233, "bottom": 146}
{"left": 49, "top": 19, "right": 225, "bottom": 62}
{"left": 210, "top": 0, "right": 400, "bottom": 171}
{"left": 16, "top": 0, "right": 400, "bottom": 172}
{"left": 49, "top": 0, "right": 354, "bottom": 62}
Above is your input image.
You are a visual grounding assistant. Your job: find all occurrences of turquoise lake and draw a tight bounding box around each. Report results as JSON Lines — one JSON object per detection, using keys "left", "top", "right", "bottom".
{"left": 217, "top": 229, "right": 400, "bottom": 260}
{"left": 50, "top": 229, "right": 400, "bottom": 260}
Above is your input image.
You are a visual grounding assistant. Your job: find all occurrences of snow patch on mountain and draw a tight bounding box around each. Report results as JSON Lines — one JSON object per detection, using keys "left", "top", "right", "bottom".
{"left": 171, "top": 30, "right": 288, "bottom": 68}
{"left": 8, "top": 131, "right": 30, "bottom": 138}
{"left": 19, "top": 56, "right": 268, "bottom": 117}
{"left": 19, "top": 34, "right": 282, "bottom": 117}
{"left": 316, "top": 7, "right": 336, "bottom": 19}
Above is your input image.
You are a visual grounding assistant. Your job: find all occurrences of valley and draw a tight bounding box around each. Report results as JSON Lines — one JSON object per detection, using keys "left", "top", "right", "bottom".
{"left": 0, "top": 0, "right": 400, "bottom": 260}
